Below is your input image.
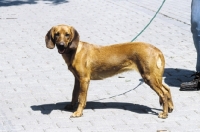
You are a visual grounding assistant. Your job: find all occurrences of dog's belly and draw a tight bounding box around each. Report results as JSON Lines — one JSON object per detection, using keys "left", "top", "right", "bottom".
{"left": 90, "top": 63, "right": 138, "bottom": 80}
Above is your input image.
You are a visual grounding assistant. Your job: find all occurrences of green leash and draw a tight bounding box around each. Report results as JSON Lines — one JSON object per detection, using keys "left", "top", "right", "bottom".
{"left": 131, "top": 0, "right": 166, "bottom": 42}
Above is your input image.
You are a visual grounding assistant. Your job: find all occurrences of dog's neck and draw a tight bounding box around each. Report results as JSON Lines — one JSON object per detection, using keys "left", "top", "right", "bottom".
{"left": 61, "top": 49, "right": 76, "bottom": 66}
{"left": 64, "top": 48, "right": 74, "bottom": 54}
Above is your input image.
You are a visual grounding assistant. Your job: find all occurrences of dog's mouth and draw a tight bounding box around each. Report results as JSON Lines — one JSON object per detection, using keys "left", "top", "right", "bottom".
{"left": 56, "top": 44, "right": 66, "bottom": 54}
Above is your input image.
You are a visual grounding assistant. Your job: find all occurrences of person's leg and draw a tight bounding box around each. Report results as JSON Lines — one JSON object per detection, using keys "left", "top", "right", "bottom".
{"left": 191, "top": 0, "right": 200, "bottom": 71}
{"left": 180, "top": 0, "right": 200, "bottom": 90}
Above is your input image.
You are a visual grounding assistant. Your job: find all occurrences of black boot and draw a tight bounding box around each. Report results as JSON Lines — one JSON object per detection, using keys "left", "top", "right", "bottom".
{"left": 180, "top": 72, "right": 200, "bottom": 91}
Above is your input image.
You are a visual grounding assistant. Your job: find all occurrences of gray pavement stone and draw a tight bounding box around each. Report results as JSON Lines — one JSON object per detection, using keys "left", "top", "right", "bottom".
{"left": 1, "top": 0, "right": 200, "bottom": 131}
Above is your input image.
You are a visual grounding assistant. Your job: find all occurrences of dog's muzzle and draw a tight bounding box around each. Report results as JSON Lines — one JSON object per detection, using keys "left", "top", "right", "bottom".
{"left": 56, "top": 44, "right": 66, "bottom": 54}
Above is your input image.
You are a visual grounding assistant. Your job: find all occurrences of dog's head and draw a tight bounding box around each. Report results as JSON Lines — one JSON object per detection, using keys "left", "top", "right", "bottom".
{"left": 45, "top": 24, "right": 79, "bottom": 54}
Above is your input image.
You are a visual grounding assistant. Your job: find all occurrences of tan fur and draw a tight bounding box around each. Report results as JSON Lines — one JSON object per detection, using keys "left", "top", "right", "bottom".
{"left": 45, "top": 24, "right": 174, "bottom": 118}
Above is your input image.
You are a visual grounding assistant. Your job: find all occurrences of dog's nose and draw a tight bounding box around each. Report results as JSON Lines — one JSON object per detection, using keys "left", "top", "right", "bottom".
{"left": 59, "top": 42, "right": 65, "bottom": 45}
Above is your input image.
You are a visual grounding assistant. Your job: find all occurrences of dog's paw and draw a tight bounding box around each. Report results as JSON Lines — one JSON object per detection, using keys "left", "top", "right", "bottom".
{"left": 158, "top": 112, "right": 168, "bottom": 119}
{"left": 70, "top": 111, "right": 83, "bottom": 118}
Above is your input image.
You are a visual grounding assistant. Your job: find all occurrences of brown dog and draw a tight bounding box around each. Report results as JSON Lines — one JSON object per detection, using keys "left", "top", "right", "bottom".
{"left": 45, "top": 24, "right": 174, "bottom": 119}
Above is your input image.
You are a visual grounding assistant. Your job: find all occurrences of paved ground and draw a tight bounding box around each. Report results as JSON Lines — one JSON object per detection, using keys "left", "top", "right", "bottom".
{"left": 1, "top": 0, "right": 200, "bottom": 131}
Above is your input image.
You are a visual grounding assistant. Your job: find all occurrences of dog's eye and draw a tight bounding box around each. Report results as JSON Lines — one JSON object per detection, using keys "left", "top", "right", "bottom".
{"left": 55, "top": 32, "right": 60, "bottom": 37}
{"left": 65, "top": 33, "right": 70, "bottom": 37}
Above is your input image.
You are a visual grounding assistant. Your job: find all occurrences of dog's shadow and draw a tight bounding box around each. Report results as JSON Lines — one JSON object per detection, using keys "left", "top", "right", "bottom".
{"left": 31, "top": 68, "right": 195, "bottom": 116}
{"left": 31, "top": 101, "right": 161, "bottom": 116}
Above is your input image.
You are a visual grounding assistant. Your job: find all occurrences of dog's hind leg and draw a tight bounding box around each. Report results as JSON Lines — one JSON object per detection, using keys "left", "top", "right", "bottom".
{"left": 142, "top": 74, "right": 169, "bottom": 119}
{"left": 162, "top": 83, "right": 174, "bottom": 113}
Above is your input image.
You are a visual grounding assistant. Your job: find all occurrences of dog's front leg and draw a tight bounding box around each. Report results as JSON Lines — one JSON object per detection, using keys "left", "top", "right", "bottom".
{"left": 65, "top": 78, "right": 80, "bottom": 110}
{"left": 71, "top": 78, "right": 90, "bottom": 118}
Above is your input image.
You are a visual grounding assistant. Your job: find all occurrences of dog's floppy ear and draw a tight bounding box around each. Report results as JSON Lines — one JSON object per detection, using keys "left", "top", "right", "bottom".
{"left": 69, "top": 26, "right": 80, "bottom": 50}
{"left": 45, "top": 27, "right": 55, "bottom": 49}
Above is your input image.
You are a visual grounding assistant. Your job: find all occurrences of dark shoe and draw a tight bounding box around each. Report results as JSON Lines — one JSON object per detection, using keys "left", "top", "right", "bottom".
{"left": 180, "top": 72, "right": 200, "bottom": 91}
